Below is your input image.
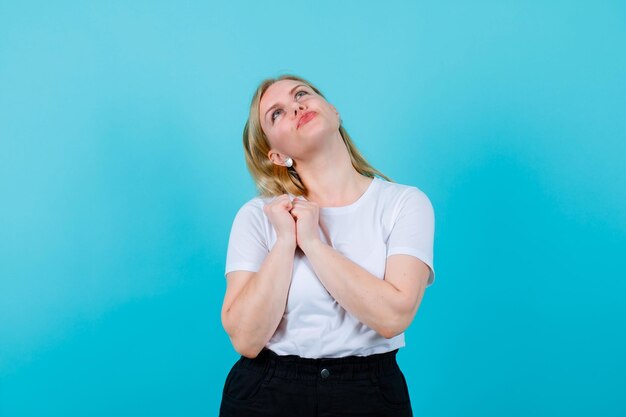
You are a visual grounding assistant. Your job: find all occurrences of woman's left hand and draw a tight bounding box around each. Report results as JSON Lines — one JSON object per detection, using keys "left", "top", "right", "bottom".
{"left": 289, "top": 197, "right": 321, "bottom": 252}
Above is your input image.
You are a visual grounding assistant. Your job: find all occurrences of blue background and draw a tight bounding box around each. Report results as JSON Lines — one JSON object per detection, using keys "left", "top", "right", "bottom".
{"left": 1, "top": 1, "right": 625, "bottom": 416}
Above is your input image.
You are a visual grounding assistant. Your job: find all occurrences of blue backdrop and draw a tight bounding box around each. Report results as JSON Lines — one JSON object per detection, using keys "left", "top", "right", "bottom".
{"left": 1, "top": 1, "right": 625, "bottom": 416}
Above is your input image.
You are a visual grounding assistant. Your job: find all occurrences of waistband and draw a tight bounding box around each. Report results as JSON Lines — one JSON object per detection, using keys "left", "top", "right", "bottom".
{"left": 236, "top": 348, "right": 400, "bottom": 381}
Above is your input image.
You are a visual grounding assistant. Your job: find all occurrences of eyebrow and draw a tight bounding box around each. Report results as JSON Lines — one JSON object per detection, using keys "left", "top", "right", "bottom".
{"left": 264, "top": 84, "right": 308, "bottom": 122}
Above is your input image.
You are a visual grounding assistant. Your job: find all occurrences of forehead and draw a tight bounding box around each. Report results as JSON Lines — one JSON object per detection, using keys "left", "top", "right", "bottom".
{"left": 260, "top": 79, "right": 308, "bottom": 109}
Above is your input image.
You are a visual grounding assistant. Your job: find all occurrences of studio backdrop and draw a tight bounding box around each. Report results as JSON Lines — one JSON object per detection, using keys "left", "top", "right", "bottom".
{"left": 1, "top": 1, "right": 625, "bottom": 416}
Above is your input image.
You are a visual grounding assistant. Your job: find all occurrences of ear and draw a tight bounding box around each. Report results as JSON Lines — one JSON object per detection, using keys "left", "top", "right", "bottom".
{"left": 268, "top": 149, "right": 288, "bottom": 166}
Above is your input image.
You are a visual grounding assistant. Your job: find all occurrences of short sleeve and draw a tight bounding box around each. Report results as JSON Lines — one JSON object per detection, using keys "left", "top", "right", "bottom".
{"left": 386, "top": 188, "right": 436, "bottom": 287}
{"left": 224, "top": 202, "right": 269, "bottom": 277}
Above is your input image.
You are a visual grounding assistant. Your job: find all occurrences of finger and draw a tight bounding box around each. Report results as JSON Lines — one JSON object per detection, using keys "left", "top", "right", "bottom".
{"left": 289, "top": 207, "right": 312, "bottom": 218}
{"left": 265, "top": 198, "right": 292, "bottom": 212}
{"left": 273, "top": 195, "right": 292, "bottom": 207}
{"left": 289, "top": 207, "right": 300, "bottom": 218}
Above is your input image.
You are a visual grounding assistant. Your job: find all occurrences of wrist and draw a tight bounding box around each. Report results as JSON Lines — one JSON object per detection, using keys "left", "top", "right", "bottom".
{"left": 299, "top": 238, "right": 323, "bottom": 254}
{"left": 275, "top": 235, "right": 297, "bottom": 250}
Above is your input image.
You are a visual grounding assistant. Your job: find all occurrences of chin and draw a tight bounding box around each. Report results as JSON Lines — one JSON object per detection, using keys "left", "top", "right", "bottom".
{"left": 300, "top": 121, "right": 333, "bottom": 137}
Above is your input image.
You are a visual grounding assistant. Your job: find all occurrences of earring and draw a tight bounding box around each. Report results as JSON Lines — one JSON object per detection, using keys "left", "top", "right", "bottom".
{"left": 284, "top": 157, "right": 293, "bottom": 168}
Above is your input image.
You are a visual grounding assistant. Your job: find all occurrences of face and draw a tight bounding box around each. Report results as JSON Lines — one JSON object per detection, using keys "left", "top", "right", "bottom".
{"left": 259, "top": 79, "right": 340, "bottom": 166}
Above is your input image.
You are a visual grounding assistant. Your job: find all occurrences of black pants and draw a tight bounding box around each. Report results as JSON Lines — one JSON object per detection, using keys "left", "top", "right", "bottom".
{"left": 219, "top": 348, "right": 413, "bottom": 417}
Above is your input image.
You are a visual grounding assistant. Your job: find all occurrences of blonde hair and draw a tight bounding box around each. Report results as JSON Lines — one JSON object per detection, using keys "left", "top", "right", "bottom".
{"left": 242, "top": 74, "right": 393, "bottom": 197}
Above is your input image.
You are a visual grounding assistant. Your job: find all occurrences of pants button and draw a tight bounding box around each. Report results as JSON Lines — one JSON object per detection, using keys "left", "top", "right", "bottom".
{"left": 320, "top": 368, "right": 330, "bottom": 379}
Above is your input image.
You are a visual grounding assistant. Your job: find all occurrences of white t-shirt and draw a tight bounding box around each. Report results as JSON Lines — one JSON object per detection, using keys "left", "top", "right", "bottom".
{"left": 224, "top": 177, "right": 435, "bottom": 358}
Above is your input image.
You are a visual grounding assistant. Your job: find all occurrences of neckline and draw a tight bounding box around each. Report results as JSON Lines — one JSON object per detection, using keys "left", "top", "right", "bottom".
{"left": 295, "top": 177, "right": 379, "bottom": 215}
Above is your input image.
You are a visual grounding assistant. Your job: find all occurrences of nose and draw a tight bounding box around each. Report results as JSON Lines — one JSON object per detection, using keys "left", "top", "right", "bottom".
{"left": 293, "top": 102, "right": 305, "bottom": 116}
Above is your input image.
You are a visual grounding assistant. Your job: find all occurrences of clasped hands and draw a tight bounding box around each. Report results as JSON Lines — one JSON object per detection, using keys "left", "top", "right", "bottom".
{"left": 263, "top": 194, "right": 321, "bottom": 252}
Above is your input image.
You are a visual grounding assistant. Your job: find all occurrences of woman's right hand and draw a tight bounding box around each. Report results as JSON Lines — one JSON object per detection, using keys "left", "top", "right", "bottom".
{"left": 263, "top": 195, "right": 296, "bottom": 244}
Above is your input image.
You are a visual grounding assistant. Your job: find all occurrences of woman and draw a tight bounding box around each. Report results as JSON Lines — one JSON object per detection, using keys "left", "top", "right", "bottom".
{"left": 219, "top": 74, "right": 435, "bottom": 417}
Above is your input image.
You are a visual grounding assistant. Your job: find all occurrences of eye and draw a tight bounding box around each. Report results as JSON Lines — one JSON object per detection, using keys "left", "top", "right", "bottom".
{"left": 295, "top": 90, "right": 308, "bottom": 99}
{"left": 271, "top": 109, "right": 282, "bottom": 122}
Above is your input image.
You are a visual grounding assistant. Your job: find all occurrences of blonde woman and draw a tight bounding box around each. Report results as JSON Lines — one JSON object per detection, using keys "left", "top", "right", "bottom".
{"left": 219, "top": 74, "right": 435, "bottom": 417}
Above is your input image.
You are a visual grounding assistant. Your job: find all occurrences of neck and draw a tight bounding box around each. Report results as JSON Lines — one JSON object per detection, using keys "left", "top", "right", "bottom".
{"left": 295, "top": 131, "right": 372, "bottom": 207}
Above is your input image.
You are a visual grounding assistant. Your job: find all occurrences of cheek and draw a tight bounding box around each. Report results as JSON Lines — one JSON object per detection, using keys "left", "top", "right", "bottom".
{"left": 265, "top": 126, "right": 291, "bottom": 149}
{"left": 279, "top": 122, "right": 297, "bottom": 136}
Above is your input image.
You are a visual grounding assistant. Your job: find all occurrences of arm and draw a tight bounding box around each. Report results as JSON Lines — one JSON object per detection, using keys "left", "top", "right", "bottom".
{"left": 290, "top": 186, "right": 435, "bottom": 339}
{"left": 221, "top": 195, "right": 298, "bottom": 359}
{"left": 300, "top": 240, "right": 430, "bottom": 338}
{"left": 221, "top": 237, "right": 297, "bottom": 358}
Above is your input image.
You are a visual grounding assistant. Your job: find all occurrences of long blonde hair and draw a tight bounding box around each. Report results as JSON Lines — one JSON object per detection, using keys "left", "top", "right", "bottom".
{"left": 242, "top": 74, "right": 393, "bottom": 197}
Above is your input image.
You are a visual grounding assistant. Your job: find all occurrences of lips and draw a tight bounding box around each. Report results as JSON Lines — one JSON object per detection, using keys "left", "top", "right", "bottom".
{"left": 297, "top": 111, "right": 316, "bottom": 129}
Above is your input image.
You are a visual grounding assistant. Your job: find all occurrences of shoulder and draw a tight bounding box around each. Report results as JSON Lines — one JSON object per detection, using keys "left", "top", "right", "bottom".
{"left": 231, "top": 195, "right": 272, "bottom": 222}
{"left": 239, "top": 195, "right": 269, "bottom": 211}
{"left": 374, "top": 178, "right": 433, "bottom": 207}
